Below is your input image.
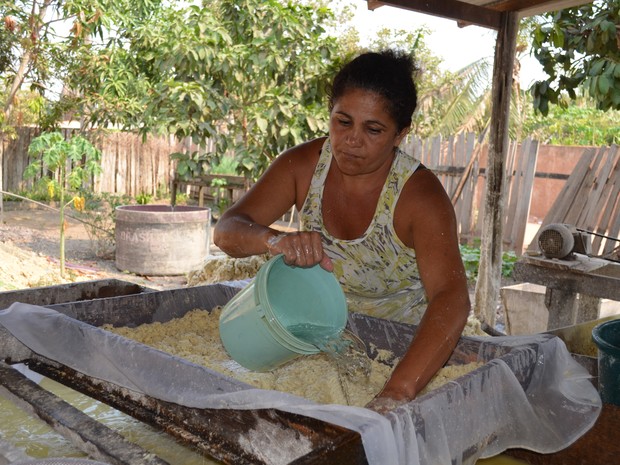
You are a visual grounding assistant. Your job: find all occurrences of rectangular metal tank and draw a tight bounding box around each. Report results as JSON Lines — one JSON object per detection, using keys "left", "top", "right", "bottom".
{"left": 0, "top": 282, "right": 600, "bottom": 465}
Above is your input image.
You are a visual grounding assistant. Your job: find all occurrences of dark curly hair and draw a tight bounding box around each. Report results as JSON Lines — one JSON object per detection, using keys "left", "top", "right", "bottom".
{"left": 328, "top": 50, "right": 418, "bottom": 132}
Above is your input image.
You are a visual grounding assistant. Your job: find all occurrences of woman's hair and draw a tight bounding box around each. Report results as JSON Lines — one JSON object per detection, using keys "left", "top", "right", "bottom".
{"left": 328, "top": 50, "right": 418, "bottom": 132}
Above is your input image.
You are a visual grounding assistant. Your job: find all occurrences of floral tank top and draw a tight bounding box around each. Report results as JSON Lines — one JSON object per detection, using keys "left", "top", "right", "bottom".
{"left": 300, "top": 138, "right": 427, "bottom": 324}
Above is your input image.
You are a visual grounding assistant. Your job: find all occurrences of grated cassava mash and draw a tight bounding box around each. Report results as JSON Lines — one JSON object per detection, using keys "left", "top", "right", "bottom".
{"left": 104, "top": 308, "right": 484, "bottom": 406}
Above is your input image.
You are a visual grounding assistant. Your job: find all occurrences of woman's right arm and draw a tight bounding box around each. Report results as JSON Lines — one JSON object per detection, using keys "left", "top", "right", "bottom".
{"left": 213, "top": 138, "right": 332, "bottom": 269}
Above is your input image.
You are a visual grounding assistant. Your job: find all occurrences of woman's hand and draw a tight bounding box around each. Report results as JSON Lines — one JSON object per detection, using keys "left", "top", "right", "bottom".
{"left": 365, "top": 394, "right": 410, "bottom": 415}
{"left": 365, "top": 374, "right": 417, "bottom": 414}
{"left": 267, "top": 231, "right": 333, "bottom": 271}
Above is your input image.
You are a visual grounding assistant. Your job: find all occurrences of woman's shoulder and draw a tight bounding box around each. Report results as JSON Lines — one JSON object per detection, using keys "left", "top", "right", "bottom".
{"left": 280, "top": 137, "right": 326, "bottom": 160}
{"left": 406, "top": 166, "right": 446, "bottom": 196}
{"left": 271, "top": 137, "right": 326, "bottom": 173}
{"left": 397, "top": 165, "right": 453, "bottom": 218}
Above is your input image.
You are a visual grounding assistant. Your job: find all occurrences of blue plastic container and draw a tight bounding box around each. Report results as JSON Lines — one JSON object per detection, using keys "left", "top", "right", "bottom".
{"left": 219, "top": 255, "right": 347, "bottom": 371}
{"left": 592, "top": 319, "right": 620, "bottom": 405}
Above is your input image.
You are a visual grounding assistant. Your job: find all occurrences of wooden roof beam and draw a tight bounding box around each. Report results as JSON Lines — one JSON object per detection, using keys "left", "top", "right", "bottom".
{"left": 365, "top": 0, "right": 503, "bottom": 30}
{"left": 367, "top": 0, "right": 593, "bottom": 22}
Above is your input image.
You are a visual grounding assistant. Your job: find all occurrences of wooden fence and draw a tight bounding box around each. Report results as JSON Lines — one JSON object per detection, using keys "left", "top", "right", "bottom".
{"left": 525, "top": 144, "right": 620, "bottom": 257}
{"left": 2, "top": 127, "right": 616, "bottom": 255}
{"left": 0, "top": 127, "right": 180, "bottom": 197}
{"left": 403, "top": 133, "right": 539, "bottom": 254}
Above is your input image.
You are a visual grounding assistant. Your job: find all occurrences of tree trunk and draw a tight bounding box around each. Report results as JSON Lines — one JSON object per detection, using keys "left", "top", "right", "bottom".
{"left": 3, "top": 48, "right": 33, "bottom": 123}
{"left": 473, "top": 12, "right": 518, "bottom": 327}
{"left": 2, "top": 0, "right": 53, "bottom": 123}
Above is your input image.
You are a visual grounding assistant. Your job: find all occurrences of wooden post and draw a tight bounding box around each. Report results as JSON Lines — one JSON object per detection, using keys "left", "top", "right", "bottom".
{"left": 473, "top": 11, "right": 518, "bottom": 327}
{"left": 0, "top": 137, "right": 4, "bottom": 224}
{"left": 0, "top": 362, "right": 171, "bottom": 465}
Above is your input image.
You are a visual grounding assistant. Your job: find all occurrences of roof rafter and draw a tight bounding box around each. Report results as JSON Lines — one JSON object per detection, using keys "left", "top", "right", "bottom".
{"left": 366, "top": 0, "right": 594, "bottom": 28}
{"left": 367, "top": 0, "right": 502, "bottom": 29}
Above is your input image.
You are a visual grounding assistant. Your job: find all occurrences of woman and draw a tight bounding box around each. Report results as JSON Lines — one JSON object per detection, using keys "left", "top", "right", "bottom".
{"left": 214, "top": 50, "right": 470, "bottom": 410}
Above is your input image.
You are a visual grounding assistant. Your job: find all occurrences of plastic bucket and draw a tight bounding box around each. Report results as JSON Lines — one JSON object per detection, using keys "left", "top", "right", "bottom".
{"left": 592, "top": 319, "right": 620, "bottom": 405}
{"left": 219, "top": 255, "right": 347, "bottom": 371}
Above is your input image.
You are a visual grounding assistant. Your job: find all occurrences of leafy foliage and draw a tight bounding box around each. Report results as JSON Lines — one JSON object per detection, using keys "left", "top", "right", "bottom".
{"left": 522, "top": 100, "right": 620, "bottom": 145}
{"left": 74, "top": 192, "right": 134, "bottom": 259}
{"left": 530, "top": 0, "right": 620, "bottom": 114}
{"left": 336, "top": 21, "right": 494, "bottom": 138}
{"left": 460, "top": 244, "right": 517, "bottom": 283}
{"left": 61, "top": 0, "right": 340, "bottom": 180}
{"left": 417, "top": 58, "right": 493, "bottom": 137}
{"left": 0, "top": 0, "right": 166, "bottom": 131}
{"left": 24, "top": 132, "right": 102, "bottom": 276}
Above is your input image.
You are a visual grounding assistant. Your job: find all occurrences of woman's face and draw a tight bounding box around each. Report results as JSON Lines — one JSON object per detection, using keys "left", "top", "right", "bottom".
{"left": 329, "top": 87, "right": 408, "bottom": 176}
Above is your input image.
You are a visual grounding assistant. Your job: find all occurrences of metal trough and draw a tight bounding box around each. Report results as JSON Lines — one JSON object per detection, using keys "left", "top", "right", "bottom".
{"left": 0, "top": 281, "right": 600, "bottom": 465}
{"left": 0, "top": 278, "right": 155, "bottom": 310}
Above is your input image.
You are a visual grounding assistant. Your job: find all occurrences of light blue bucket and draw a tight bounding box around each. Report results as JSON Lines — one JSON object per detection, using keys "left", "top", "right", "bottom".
{"left": 219, "top": 255, "right": 347, "bottom": 371}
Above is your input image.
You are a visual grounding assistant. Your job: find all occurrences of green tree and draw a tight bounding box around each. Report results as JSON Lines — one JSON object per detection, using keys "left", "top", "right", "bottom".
{"left": 0, "top": 0, "right": 163, "bottom": 131}
{"left": 331, "top": 21, "right": 485, "bottom": 139}
{"left": 63, "top": 0, "right": 339, "bottom": 180}
{"left": 522, "top": 99, "right": 620, "bottom": 145}
{"left": 416, "top": 58, "right": 493, "bottom": 137}
{"left": 24, "top": 132, "right": 102, "bottom": 277}
{"left": 530, "top": 0, "right": 620, "bottom": 114}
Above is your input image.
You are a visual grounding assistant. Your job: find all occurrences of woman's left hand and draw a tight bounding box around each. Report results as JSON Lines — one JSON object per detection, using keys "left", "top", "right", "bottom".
{"left": 267, "top": 231, "right": 333, "bottom": 271}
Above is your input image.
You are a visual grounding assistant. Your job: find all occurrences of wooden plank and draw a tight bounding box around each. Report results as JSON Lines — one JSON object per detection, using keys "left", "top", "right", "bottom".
{"left": 543, "top": 148, "right": 596, "bottom": 226}
{"left": 594, "top": 146, "right": 620, "bottom": 255}
{"left": 502, "top": 139, "right": 521, "bottom": 248}
{"left": 451, "top": 132, "right": 480, "bottom": 204}
{"left": 514, "top": 257, "right": 620, "bottom": 329}
{"left": 449, "top": 134, "right": 460, "bottom": 217}
{"left": 367, "top": 0, "right": 503, "bottom": 30}
{"left": 0, "top": 362, "right": 171, "bottom": 465}
{"left": 457, "top": 133, "right": 477, "bottom": 239}
{"left": 526, "top": 148, "right": 596, "bottom": 253}
{"left": 579, "top": 146, "right": 615, "bottom": 230}
{"left": 592, "top": 155, "right": 620, "bottom": 252}
{"left": 130, "top": 133, "right": 137, "bottom": 196}
{"left": 473, "top": 10, "right": 519, "bottom": 326}
{"left": 430, "top": 135, "right": 442, "bottom": 173}
{"left": 113, "top": 135, "right": 121, "bottom": 193}
{"left": 602, "top": 200, "right": 620, "bottom": 256}
{"left": 512, "top": 139, "right": 539, "bottom": 254}
{"left": 545, "top": 287, "right": 579, "bottom": 329}
{"left": 513, "top": 260, "right": 620, "bottom": 301}
{"left": 446, "top": 134, "right": 457, "bottom": 196}
{"left": 99, "top": 135, "right": 113, "bottom": 193}
{"left": 468, "top": 153, "right": 482, "bottom": 240}
{"left": 129, "top": 133, "right": 136, "bottom": 196}
{"left": 573, "top": 145, "right": 607, "bottom": 226}
{"left": 453, "top": 134, "right": 465, "bottom": 219}
{"left": 564, "top": 148, "right": 605, "bottom": 226}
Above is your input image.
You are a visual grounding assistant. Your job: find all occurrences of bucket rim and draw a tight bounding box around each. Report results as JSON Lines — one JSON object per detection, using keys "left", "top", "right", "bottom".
{"left": 592, "top": 319, "right": 620, "bottom": 355}
{"left": 115, "top": 205, "right": 210, "bottom": 213}
{"left": 255, "top": 255, "right": 346, "bottom": 353}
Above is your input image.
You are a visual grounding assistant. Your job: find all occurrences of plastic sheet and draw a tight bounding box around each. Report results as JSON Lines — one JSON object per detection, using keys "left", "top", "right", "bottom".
{"left": 0, "top": 302, "right": 601, "bottom": 465}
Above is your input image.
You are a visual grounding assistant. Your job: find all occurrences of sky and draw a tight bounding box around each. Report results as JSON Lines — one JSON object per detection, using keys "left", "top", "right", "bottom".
{"left": 349, "top": 3, "right": 546, "bottom": 88}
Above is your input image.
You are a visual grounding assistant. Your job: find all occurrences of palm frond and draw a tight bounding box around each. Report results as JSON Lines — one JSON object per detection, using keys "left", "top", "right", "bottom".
{"left": 419, "top": 58, "right": 492, "bottom": 136}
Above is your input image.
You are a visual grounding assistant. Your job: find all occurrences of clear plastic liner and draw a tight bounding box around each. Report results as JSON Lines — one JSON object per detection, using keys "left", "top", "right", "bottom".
{"left": 0, "top": 302, "right": 601, "bottom": 465}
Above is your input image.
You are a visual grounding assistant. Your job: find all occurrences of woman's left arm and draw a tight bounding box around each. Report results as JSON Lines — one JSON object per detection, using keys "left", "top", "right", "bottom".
{"left": 369, "top": 169, "right": 471, "bottom": 408}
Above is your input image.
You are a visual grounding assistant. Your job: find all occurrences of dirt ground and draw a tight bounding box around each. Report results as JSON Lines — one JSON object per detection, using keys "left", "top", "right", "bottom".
{"left": 0, "top": 201, "right": 191, "bottom": 293}
{"left": 0, "top": 200, "right": 512, "bottom": 331}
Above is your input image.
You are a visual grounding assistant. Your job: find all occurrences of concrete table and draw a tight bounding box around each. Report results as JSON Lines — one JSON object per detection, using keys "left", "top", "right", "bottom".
{"left": 514, "top": 254, "right": 620, "bottom": 330}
